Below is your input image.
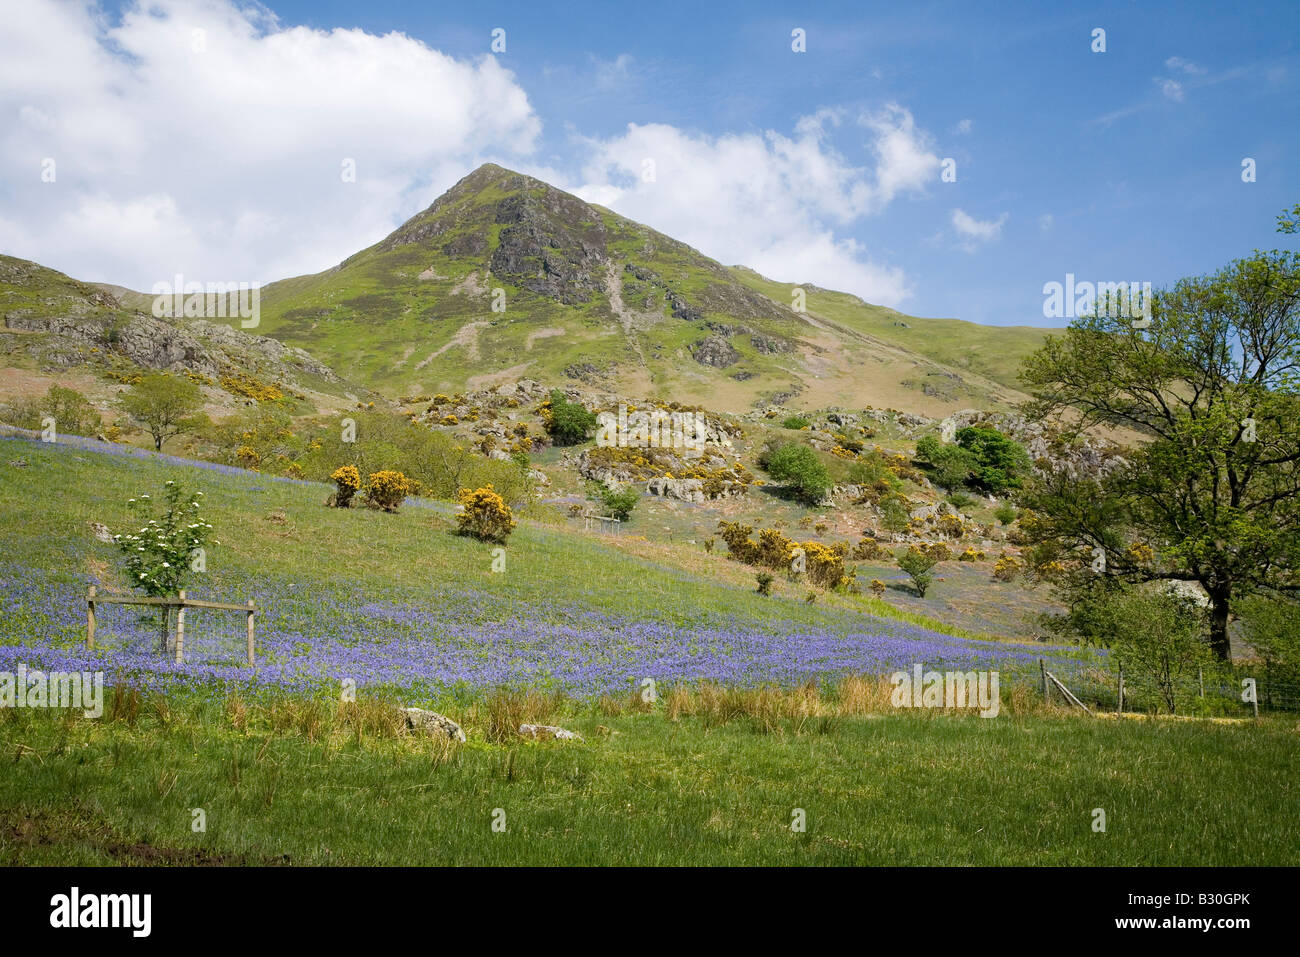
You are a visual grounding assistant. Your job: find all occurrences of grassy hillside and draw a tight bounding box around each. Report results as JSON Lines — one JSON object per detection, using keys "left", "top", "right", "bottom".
{"left": 0, "top": 255, "right": 376, "bottom": 423}
{"left": 239, "top": 164, "right": 1056, "bottom": 413}
{"left": 1, "top": 436, "right": 1296, "bottom": 866}
{"left": 0, "top": 433, "right": 1089, "bottom": 694}
{"left": 729, "top": 267, "right": 1060, "bottom": 400}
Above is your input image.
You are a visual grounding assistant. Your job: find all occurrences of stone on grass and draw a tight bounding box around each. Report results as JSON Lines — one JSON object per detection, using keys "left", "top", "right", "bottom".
{"left": 400, "top": 708, "right": 466, "bottom": 742}
{"left": 519, "top": 723, "right": 583, "bottom": 742}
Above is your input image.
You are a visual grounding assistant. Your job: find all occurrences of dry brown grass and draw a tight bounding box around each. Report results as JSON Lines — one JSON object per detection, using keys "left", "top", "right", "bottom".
{"left": 475, "top": 688, "right": 564, "bottom": 744}
{"left": 657, "top": 673, "right": 1050, "bottom": 727}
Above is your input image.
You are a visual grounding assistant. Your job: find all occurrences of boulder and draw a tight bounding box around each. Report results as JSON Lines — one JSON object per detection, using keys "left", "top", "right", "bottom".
{"left": 400, "top": 708, "right": 466, "bottom": 742}
{"left": 518, "top": 724, "right": 583, "bottom": 742}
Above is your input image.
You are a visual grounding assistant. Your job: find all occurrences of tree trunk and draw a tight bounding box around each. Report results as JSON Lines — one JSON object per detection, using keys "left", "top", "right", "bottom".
{"left": 159, "top": 606, "right": 172, "bottom": 655}
{"left": 1208, "top": 583, "right": 1232, "bottom": 662}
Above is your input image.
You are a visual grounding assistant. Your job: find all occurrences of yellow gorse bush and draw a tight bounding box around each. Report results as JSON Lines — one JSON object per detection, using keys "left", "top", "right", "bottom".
{"left": 329, "top": 465, "right": 361, "bottom": 508}
{"left": 456, "top": 484, "right": 516, "bottom": 543}
{"left": 235, "top": 445, "right": 260, "bottom": 469}
{"left": 365, "top": 470, "right": 415, "bottom": 512}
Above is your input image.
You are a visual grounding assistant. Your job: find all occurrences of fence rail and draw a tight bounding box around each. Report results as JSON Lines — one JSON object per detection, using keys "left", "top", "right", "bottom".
{"left": 86, "top": 586, "right": 257, "bottom": 665}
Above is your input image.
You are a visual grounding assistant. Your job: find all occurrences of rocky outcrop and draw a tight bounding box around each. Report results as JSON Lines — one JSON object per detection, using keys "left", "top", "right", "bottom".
{"left": 3, "top": 310, "right": 341, "bottom": 387}
{"left": 489, "top": 193, "right": 609, "bottom": 305}
{"left": 751, "top": 332, "right": 795, "bottom": 355}
{"left": 645, "top": 475, "right": 748, "bottom": 503}
{"left": 691, "top": 335, "right": 740, "bottom": 368}
{"left": 937, "top": 409, "right": 1128, "bottom": 480}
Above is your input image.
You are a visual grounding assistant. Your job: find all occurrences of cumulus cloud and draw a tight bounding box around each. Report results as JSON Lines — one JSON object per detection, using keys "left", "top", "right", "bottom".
{"left": 565, "top": 104, "right": 938, "bottom": 305}
{"left": 0, "top": 1, "right": 936, "bottom": 309}
{"left": 0, "top": 0, "right": 540, "bottom": 287}
{"left": 951, "top": 208, "right": 1008, "bottom": 251}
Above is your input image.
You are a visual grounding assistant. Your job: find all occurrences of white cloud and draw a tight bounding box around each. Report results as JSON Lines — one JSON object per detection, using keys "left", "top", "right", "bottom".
{"left": 0, "top": 1, "right": 936, "bottom": 310}
{"left": 565, "top": 105, "right": 938, "bottom": 305}
{"left": 0, "top": 0, "right": 540, "bottom": 287}
{"left": 953, "top": 118, "right": 973, "bottom": 135}
{"left": 951, "top": 208, "right": 1008, "bottom": 251}
{"left": 1165, "top": 56, "right": 1206, "bottom": 75}
{"left": 1155, "top": 77, "right": 1186, "bottom": 101}
{"left": 1038, "top": 213, "right": 1054, "bottom": 233}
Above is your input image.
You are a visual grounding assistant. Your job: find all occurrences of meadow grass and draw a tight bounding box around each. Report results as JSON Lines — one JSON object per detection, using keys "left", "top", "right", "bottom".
{"left": 2, "top": 685, "right": 1296, "bottom": 866}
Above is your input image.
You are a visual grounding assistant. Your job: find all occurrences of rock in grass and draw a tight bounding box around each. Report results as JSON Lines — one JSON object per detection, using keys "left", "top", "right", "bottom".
{"left": 401, "top": 708, "right": 466, "bottom": 742}
{"left": 519, "top": 723, "right": 583, "bottom": 742}
{"left": 90, "top": 522, "right": 113, "bottom": 544}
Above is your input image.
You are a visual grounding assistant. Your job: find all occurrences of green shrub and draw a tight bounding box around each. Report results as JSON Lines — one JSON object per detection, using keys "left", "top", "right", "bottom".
{"left": 879, "top": 497, "right": 911, "bottom": 533}
{"left": 993, "top": 504, "right": 1019, "bottom": 525}
{"left": 1241, "top": 596, "right": 1300, "bottom": 687}
{"left": 112, "top": 481, "right": 214, "bottom": 653}
{"left": 600, "top": 485, "right": 640, "bottom": 522}
{"left": 761, "top": 441, "right": 831, "bottom": 505}
{"left": 914, "top": 434, "right": 976, "bottom": 489}
{"left": 119, "top": 373, "right": 204, "bottom": 451}
{"left": 896, "top": 546, "right": 939, "bottom": 597}
{"left": 845, "top": 452, "right": 901, "bottom": 492}
{"left": 782, "top": 415, "right": 811, "bottom": 430}
{"left": 2, "top": 385, "right": 102, "bottom": 437}
{"left": 946, "top": 491, "right": 977, "bottom": 511}
{"left": 954, "top": 426, "right": 1032, "bottom": 493}
{"left": 545, "top": 390, "right": 596, "bottom": 445}
{"left": 1101, "top": 588, "right": 1213, "bottom": 714}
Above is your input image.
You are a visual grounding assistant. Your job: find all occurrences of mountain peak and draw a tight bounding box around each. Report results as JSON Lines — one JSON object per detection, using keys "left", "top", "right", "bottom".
{"left": 251, "top": 162, "right": 1048, "bottom": 413}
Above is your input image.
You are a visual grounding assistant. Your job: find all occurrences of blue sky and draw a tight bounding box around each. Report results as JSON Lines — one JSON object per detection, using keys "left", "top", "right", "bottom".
{"left": 2, "top": 0, "right": 1296, "bottom": 325}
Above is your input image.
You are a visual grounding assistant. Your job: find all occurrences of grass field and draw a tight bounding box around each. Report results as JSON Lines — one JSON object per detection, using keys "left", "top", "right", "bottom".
{"left": 1, "top": 434, "right": 1297, "bottom": 866}
{"left": 4, "top": 688, "right": 1296, "bottom": 866}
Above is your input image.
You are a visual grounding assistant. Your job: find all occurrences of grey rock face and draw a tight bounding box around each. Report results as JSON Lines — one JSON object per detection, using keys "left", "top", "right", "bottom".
{"left": 691, "top": 334, "right": 741, "bottom": 368}
{"left": 751, "top": 333, "right": 795, "bottom": 355}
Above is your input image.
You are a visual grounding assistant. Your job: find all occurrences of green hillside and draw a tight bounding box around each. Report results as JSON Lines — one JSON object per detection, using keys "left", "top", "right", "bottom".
{"left": 729, "top": 267, "right": 1061, "bottom": 399}
{"left": 243, "top": 164, "right": 1057, "bottom": 414}
{"left": 0, "top": 254, "right": 375, "bottom": 418}
{"left": 2, "top": 436, "right": 1294, "bottom": 867}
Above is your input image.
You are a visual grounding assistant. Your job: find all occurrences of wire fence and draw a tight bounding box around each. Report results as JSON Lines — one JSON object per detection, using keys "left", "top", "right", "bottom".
{"left": 1037, "top": 658, "right": 1300, "bottom": 718}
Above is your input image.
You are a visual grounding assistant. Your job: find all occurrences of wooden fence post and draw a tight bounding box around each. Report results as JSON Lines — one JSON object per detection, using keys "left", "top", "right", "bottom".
{"left": 1198, "top": 667, "right": 1204, "bottom": 699}
{"left": 1117, "top": 661, "right": 1124, "bottom": 716}
{"left": 1040, "top": 658, "right": 1049, "bottom": 704}
{"left": 174, "top": 591, "right": 186, "bottom": 665}
{"left": 1252, "top": 678, "right": 1260, "bottom": 720}
{"left": 86, "top": 586, "right": 96, "bottom": 650}
{"left": 246, "top": 600, "right": 256, "bottom": 666}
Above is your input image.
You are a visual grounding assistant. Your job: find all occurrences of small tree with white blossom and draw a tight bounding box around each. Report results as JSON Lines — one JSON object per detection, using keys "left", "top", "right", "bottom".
{"left": 112, "top": 480, "right": 215, "bottom": 653}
